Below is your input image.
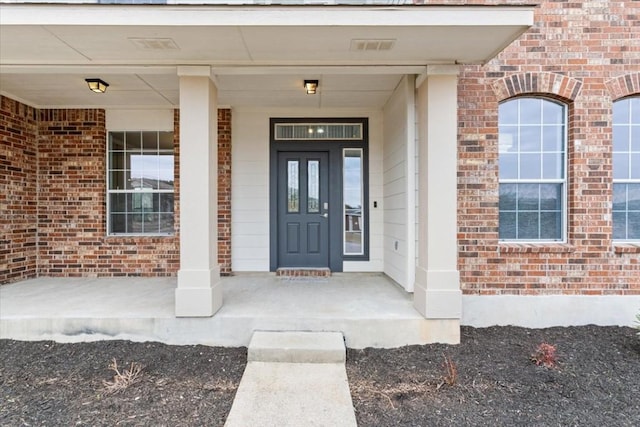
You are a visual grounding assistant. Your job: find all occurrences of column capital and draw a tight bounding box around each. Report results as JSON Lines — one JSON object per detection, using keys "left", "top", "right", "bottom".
{"left": 416, "top": 65, "right": 459, "bottom": 88}
{"left": 177, "top": 65, "right": 213, "bottom": 78}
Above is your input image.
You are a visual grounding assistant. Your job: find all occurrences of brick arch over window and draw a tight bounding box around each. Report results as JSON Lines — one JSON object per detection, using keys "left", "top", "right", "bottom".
{"left": 491, "top": 72, "right": 583, "bottom": 102}
{"left": 605, "top": 72, "right": 640, "bottom": 100}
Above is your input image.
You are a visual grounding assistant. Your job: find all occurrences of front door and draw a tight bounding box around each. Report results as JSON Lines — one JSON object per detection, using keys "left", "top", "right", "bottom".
{"left": 277, "top": 151, "right": 329, "bottom": 267}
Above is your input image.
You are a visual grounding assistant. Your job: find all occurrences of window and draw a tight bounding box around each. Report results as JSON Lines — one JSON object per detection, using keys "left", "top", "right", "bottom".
{"left": 498, "top": 98, "right": 566, "bottom": 241}
{"left": 613, "top": 97, "right": 640, "bottom": 241}
{"left": 107, "top": 131, "right": 174, "bottom": 235}
{"left": 344, "top": 148, "right": 364, "bottom": 255}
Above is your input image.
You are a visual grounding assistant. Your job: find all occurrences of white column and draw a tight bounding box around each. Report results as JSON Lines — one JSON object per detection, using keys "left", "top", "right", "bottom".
{"left": 175, "top": 66, "right": 223, "bottom": 317}
{"left": 413, "top": 66, "right": 461, "bottom": 319}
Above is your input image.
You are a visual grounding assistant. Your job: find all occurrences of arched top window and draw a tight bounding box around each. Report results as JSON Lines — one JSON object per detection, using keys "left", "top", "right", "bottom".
{"left": 498, "top": 97, "right": 567, "bottom": 241}
{"left": 612, "top": 96, "right": 640, "bottom": 241}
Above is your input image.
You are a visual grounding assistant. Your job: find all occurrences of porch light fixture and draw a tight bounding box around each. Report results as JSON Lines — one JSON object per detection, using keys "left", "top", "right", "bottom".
{"left": 304, "top": 80, "right": 318, "bottom": 95}
{"left": 85, "top": 78, "right": 109, "bottom": 93}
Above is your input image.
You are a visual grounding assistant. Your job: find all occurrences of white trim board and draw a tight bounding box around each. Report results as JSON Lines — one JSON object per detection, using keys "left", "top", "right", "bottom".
{"left": 462, "top": 295, "right": 640, "bottom": 328}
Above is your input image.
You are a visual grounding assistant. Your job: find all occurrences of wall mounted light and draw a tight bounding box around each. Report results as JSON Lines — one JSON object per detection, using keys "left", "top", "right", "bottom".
{"left": 85, "top": 78, "right": 109, "bottom": 93}
{"left": 304, "top": 80, "right": 319, "bottom": 95}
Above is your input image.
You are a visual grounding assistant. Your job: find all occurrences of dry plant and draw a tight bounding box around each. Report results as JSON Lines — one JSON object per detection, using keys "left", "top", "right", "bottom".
{"left": 530, "top": 343, "right": 557, "bottom": 368}
{"left": 102, "top": 358, "right": 144, "bottom": 394}
{"left": 437, "top": 354, "right": 458, "bottom": 389}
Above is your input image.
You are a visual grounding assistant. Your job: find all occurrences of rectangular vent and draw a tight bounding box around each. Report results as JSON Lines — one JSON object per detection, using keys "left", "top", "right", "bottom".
{"left": 129, "top": 38, "right": 179, "bottom": 51}
{"left": 350, "top": 39, "right": 395, "bottom": 52}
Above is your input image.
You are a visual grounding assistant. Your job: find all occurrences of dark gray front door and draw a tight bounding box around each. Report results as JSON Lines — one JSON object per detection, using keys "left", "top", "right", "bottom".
{"left": 277, "top": 151, "right": 329, "bottom": 267}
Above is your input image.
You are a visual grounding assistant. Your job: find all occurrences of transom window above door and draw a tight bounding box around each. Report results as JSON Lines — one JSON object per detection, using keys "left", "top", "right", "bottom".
{"left": 274, "top": 123, "right": 363, "bottom": 141}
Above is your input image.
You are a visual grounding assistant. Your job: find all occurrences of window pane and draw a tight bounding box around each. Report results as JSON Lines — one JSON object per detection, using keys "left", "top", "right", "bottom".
{"left": 629, "top": 184, "right": 640, "bottom": 210}
{"left": 125, "top": 132, "right": 141, "bottom": 150}
{"left": 498, "top": 98, "right": 566, "bottom": 241}
{"left": 612, "top": 126, "right": 629, "bottom": 152}
{"left": 540, "top": 184, "right": 562, "bottom": 210}
{"left": 629, "top": 212, "right": 640, "bottom": 240}
{"left": 632, "top": 97, "right": 640, "bottom": 122}
{"left": 344, "top": 149, "right": 363, "bottom": 255}
{"left": 499, "top": 184, "right": 517, "bottom": 210}
{"left": 543, "top": 100, "right": 564, "bottom": 124}
{"left": 612, "top": 212, "right": 626, "bottom": 240}
{"left": 499, "top": 102, "right": 518, "bottom": 125}
{"left": 142, "top": 132, "right": 158, "bottom": 150}
{"left": 519, "top": 153, "right": 541, "bottom": 179}
{"left": 613, "top": 98, "right": 630, "bottom": 124}
{"left": 519, "top": 126, "right": 541, "bottom": 152}
{"left": 631, "top": 153, "right": 640, "bottom": 179}
{"left": 107, "top": 130, "right": 174, "bottom": 235}
{"left": 499, "top": 126, "right": 518, "bottom": 153}
{"left": 499, "top": 211, "right": 516, "bottom": 239}
{"left": 518, "top": 212, "right": 539, "bottom": 239}
{"left": 499, "top": 153, "right": 518, "bottom": 179}
{"left": 613, "top": 184, "right": 627, "bottom": 211}
{"left": 287, "top": 161, "right": 299, "bottom": 213}
{"left": 542, "top": 125, "right": 563, "bottom": 152}
{"left": 519, "top": 98, "right": 542, "bottom": 124}
{"left": 542, "top": 153, "right": 563, "bottom": 179}
{"left": 540, "top": 212, "right": 561, "bottom": 240}
{"left": 110, "top": 213, "right": 127, "bottom": 234}
{"left": 159, "top": 132, "right": 173, "bottom": 150}
{"left": 517, "top": 184, "right": 539, "bottom": 210}
{"left": 110, "top": 132, "right": 125, "bottom": 150}
{"left": 308, "top": 160, "right": 320, "bottom": 213}
{"left": 613, "top": 153, "right": 629, "bottom": 179}
{"left": 632, "top": 128, "right": 640, "bottom": 152}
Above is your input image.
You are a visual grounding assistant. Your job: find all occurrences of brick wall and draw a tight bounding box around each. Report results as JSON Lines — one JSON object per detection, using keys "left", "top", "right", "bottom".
{"left": 457, "top": 0, "right": 640, "bottom": 296}
{"left": 0, "top": 97, "right": 38, "bottom": 283}
{"left": 1, "top": 98, "right": 232, "bottom": 284}
{"left": 218, "top": 109, "right": 232, "bottom": 275}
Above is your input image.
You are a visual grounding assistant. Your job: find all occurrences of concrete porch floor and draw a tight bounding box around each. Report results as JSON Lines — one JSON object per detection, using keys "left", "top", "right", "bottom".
{"left": 0, "top": 273, "right": 456, "bottom": 348}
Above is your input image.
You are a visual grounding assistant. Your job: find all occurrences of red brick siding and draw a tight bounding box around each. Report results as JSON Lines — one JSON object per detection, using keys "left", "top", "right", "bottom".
{"left": 0, "top": 96, "right": 38, "bottom": 283}
{"left": 1, "top": 100, "right": 232, "bottom": 284}
{"left": 36, "top": 109, "right": 181, "bottom": 277}
{"left": 457, "top": 0, "right": 640, "bottom": 296}
{"left": 218, "top": 109, "right": 232, "bottom": 275}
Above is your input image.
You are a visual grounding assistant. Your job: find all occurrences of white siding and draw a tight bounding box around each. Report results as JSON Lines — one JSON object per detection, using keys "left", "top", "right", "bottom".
{"left": 382, "top": 76, "right": 415, "bottom": 290}
{"left": 232, "top": 107, "right": 384, "bottom": 272}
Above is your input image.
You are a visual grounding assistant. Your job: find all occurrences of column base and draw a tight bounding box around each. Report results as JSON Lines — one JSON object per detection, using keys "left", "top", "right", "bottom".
{"left": 175, "top": 268, "right": 223, "bottom": 317}
{"left": 413, "top": 268, "right": 461, "bottom": 319}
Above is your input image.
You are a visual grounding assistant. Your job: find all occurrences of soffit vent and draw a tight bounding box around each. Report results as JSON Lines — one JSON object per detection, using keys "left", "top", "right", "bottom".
{"left": 129, "top": 38, "right": 180, "bottom": 50}
{"left": 350, "top": 39, "right": 396, "bottom": 52}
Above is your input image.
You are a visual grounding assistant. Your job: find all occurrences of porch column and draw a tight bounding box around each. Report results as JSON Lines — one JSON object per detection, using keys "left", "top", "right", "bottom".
{"left": 175, "top": 66, "right": 222, "bottom": 317}
{"left": 413, "top": 66, "right": 462, "bottom": 321}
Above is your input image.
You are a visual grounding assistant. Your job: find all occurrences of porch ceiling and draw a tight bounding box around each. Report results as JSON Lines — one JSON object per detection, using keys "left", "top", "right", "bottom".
{"left": 0, "top": 4, "right": 534, "bottom": 109}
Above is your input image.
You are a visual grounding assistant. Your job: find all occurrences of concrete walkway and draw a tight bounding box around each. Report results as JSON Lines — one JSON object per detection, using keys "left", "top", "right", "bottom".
{"left": 225, "top": 331, "right": 357, "bottom": 427}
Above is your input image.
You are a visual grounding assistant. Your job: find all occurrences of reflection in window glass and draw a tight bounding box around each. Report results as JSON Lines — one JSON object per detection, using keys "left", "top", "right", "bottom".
{"left": 613, "top": 97, "right": 640, "bottom": 240}
{"left": 287, "top": 161, "right": 299, "bottom": 213}
{"left": 107, "top": 131, "right": 174, "bottom": 235}
{"left": 498, "top": 98, "right": 566, "bottom": 241}
{"left": 308, "top": 160, "right": 320, "bottom": 213}
{"left": 344, "top": 149, "right": 363, "bottom": 255}
{"left": 275, "top": 123, "right": 363, "bottom": 140}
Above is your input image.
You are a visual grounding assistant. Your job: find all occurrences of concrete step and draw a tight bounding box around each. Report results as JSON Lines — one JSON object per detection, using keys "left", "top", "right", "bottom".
{"left": 248, "top": 331, "right": 346, "bottom": 363}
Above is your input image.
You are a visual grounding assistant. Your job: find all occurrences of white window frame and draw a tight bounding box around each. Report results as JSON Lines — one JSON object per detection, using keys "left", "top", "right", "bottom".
{"left": 612, "top": 96, "right": 640, "bottom": 242}
{"left": 106, "top": 130, "right": 175, "bottom": 236}
{"left": 498, "top": 97, "right": 568, "bottom": 243}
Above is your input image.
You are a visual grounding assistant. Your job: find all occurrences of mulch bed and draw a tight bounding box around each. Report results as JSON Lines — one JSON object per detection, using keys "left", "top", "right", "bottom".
{"left": 1, "top": 326, "right": 638, "bottom": 426}
{"left": 347, "top": 326, "right": 640, "bottom": 426}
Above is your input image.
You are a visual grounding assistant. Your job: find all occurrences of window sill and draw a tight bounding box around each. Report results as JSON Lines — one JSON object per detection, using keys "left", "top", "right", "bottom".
{"left": 613, "top": 243, "right": 640, "bottom": 254}
{"left": 498, "top": 243, "right": 575, "bottom": 254}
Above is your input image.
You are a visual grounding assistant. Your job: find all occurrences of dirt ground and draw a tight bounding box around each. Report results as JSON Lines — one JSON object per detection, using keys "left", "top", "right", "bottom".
{"left": 1, "top": 326, "right": 638, "bottom": 426}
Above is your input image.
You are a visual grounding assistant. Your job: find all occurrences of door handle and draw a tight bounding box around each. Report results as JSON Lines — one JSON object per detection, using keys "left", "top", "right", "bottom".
{"left": 322, "top": 213, "right": 328, "bottom": 218}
